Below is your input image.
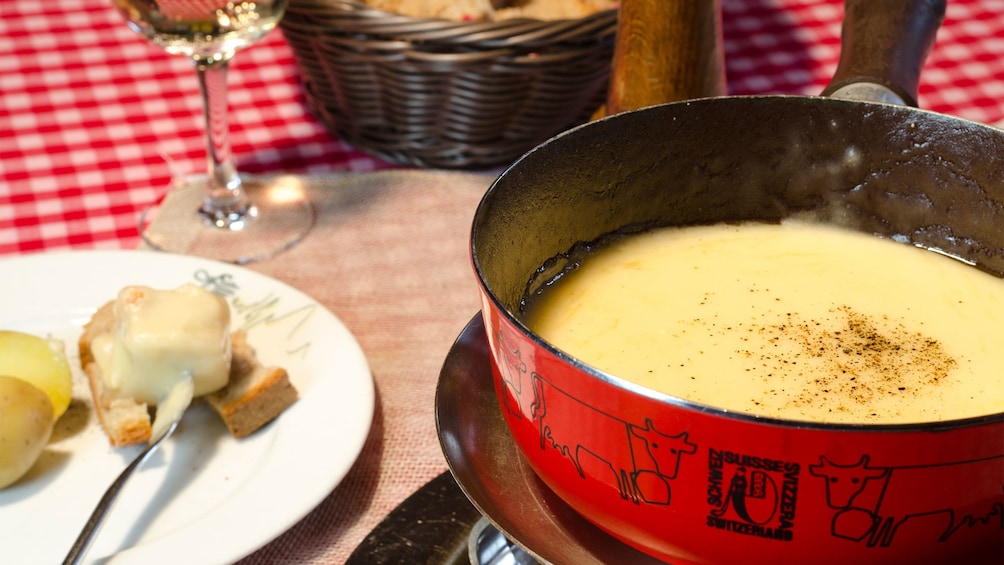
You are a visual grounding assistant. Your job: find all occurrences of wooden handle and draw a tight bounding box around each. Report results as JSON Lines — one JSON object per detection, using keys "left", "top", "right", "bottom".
{"left": 602, "top": 0, "right": 726, "bottom": 117}
{"left": 821, "top": 0, "right": 945, "bottom": 106}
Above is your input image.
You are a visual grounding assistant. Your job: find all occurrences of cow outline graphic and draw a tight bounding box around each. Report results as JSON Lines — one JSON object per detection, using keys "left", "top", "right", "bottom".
{"left": 493, "top": 327, "right": 698, "bottom": 507}
{"left": 495, "top": 328, "right": 532, "bottom": 420}
{"left": 809, "top": 454, "right": 1004, "bottom": 547}
{"left": 493, "top": 329, "right": 697, "bottom": 506}
{"left": 532, "top": 371, "right": 696, "bottom": 504}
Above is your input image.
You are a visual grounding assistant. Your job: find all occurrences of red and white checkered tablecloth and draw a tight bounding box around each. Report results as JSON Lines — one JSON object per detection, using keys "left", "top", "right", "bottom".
{"left": 0, "top": 0, "right": 1001, "bottom": 255}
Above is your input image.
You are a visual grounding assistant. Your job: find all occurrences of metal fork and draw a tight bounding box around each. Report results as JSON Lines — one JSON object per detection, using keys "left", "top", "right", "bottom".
{"left": 61, "top": 417, "right": 180, "bottom": 565}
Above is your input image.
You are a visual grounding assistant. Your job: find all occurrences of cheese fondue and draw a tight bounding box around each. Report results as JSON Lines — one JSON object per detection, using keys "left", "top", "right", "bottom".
{"left": 523, "top": 221, "right": 1004, "bottom": 424}
{"left": 91, "top": 284, "right": 232, "bottom": 437}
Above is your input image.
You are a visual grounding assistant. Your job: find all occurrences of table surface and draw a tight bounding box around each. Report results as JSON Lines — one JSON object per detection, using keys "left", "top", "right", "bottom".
{"left": 1, "top": 0, "right": 1002, "bottom": 563}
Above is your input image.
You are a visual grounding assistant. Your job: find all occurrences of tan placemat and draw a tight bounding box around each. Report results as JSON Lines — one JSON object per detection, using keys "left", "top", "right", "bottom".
{"left": 145, "top": 169, "right": 495, "bottom": 563}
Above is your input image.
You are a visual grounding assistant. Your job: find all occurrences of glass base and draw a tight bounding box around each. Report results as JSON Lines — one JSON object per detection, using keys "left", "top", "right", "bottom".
{"left": 139, "top": 175, "right": 314, "bottom": 264}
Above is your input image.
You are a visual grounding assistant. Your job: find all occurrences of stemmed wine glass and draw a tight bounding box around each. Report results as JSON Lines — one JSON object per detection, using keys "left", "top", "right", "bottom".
{"left": 112, "top": 0, "right": 313, "bottom": 264}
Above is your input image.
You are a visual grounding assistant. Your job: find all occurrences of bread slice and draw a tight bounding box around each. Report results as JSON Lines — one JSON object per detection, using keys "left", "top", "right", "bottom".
{"left": 79, "top": 301, "right": 298, "bottom": 447}
{"left": 205, "top": 330, "right": 298, "bottom": 439}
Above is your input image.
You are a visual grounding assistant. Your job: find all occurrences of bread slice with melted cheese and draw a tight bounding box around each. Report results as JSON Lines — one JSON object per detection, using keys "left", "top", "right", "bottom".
{"left": 79, "top": 300, "right": 298, "bottom": 447}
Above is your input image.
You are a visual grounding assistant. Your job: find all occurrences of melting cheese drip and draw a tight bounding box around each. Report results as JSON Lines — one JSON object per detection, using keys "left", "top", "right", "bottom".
{"left": 92, "top": 284, "right": 232, "bottom": 438}
{"left": 524, "top": 221, "right": 1004, "bottom": 424}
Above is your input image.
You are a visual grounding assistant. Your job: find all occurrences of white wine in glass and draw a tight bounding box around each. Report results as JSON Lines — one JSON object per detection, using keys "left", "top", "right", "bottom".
{"left": 113, "top": 0, "right": 313, "bottom": 264}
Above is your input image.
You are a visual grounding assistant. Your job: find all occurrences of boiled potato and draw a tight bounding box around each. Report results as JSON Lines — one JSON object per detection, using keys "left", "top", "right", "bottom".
{"left": 0, "top": 375, "right": 54, "bottom": 488}
{"left": 0, "top": 330, "right": 72, "bottom": 419}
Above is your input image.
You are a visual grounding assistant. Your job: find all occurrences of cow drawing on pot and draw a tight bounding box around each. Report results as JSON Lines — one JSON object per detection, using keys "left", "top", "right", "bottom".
{"left": 533, "top": 376, "right": 698, "bottom": 504}
{"left": 495, "top": 328, "right": 534, "bottom": 420}
{"left": 495, "top": 331, "right": 698, "bottom": 505}
{"left": 809, "top": 454, "right": 1004, "bottom": 547}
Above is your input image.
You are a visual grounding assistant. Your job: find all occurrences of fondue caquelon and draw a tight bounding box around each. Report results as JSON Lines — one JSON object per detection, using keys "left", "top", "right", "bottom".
{"left": 523, "top": 221, "right": 1004, "bottom": 424}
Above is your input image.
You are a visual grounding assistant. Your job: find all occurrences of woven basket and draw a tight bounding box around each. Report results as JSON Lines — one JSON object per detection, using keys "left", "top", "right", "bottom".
{"left": 280, "top": 0, "right": 618, "bottom": 169}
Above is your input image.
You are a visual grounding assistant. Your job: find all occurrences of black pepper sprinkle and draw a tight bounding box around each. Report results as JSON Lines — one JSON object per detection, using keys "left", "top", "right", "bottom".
{"left": 732, "top": 304, "right": 956, "bottom": 418}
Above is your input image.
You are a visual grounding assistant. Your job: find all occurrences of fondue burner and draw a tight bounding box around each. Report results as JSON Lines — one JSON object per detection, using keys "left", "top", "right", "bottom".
{"left": 468, "top": 518, "right": 537, "bottom": 565}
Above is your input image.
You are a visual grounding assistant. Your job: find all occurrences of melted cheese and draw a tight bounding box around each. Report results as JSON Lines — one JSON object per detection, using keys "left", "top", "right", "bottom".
{"left": 524, "top": 221, "right": 1004, "bottom": 424}
{"left": 92, "top": 284, "right": 231, "bottom": 434}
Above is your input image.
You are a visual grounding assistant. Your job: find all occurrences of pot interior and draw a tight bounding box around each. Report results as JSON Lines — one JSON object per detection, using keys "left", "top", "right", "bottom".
{"left": 473, "top": 97, "right": 1004, "bottom": 314}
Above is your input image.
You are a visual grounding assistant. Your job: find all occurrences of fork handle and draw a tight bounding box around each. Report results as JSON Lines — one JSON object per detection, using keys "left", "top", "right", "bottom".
{"left": 61, "top": 420, "right": 178, "bottom": 565}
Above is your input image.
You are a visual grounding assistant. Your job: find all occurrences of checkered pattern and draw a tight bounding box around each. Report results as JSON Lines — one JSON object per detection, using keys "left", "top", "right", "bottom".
{"left": 722, "top": 0, "right": 1004, "bottom": 123}
{"left": 1, "top": 0, "right": 1002, "bottom": 256}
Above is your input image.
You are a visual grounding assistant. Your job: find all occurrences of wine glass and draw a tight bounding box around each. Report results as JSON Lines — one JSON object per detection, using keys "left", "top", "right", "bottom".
{"left": 112, "top": 0, "right": 313, "bottom": 264}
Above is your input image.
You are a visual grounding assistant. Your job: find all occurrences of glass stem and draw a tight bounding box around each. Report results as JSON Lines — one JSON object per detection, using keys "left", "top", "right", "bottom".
{"left": 195, "top": 59, "right": 256, "bottom": 229}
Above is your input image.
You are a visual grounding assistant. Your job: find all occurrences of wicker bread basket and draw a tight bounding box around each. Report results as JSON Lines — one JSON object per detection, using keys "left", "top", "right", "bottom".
{"left": 280, "top": 0, "right": 618, "bottom": 169}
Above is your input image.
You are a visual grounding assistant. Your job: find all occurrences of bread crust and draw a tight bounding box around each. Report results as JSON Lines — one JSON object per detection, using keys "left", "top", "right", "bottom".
{"left": 80, "top": 301, "right": 298, "bottom": 446}
{"left": 206, "top": 330, "right": 299, "bottom": 439}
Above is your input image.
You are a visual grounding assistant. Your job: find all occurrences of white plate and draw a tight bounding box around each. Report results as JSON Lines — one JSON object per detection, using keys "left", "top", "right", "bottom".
{"left": 0, "top": 250, "right": 374, "bottom": 565}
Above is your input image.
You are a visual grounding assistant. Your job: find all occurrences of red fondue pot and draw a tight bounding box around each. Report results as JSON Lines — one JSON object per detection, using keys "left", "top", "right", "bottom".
{"left": 469, "top": 0, "right": 1004, "bottom": 563}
